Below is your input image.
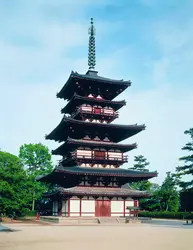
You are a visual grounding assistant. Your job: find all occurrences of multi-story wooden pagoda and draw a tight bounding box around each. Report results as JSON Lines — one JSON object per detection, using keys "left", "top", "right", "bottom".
{"left": 37, "top": 18, "right": 157, "bottom": 217}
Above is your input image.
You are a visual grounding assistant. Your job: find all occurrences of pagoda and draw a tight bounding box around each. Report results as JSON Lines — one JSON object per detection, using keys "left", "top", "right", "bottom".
{"left": 37, "top": 18, "right": 157, "bottom": 217}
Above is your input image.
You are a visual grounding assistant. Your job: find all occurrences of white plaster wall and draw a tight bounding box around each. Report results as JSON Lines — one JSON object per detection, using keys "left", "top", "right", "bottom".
{"left": 125, "top": 200, "right": 134, "bottom": 207}
{"left": 77, "top": 150, "right": 91, "bottom": 158}
{"left": 111, "top": 200, "right": 124, "bottom": 216}
{"left": 81, "top": 106, "right": 92, "bottom": 111}
{"left": 108, "top": 152, "right": 122, "bottom": 158}
{"left": 82, "top": 200, "right": 95, "bottom": 215}
{"left": 70, "top": 200, "right": 80, "bottom": 213}
{"left": 103, "top": 108, "right": 114, "bottom": 114}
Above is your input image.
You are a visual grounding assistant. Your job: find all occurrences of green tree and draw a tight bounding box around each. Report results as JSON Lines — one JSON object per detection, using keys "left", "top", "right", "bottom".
{"left": 19, "top": 143, "right": 53, "bottom": 211}
{"left": 129, "top": 155, "right": 153, "bottom": 210}
{"left": 158, "top": 172, "right": 179, "bottom": 212}
{"left": 129, "top": 155, "right": 152, "bottom": 191}
{"left": 0, "top": 151, "right": 30, "bottom": 216}
{"left": 139, "top": 183, "right": 161, "bottom": 211}
{"left": 130, "top": 155, "right": 150, "bottom": 172}
{"left": 176, "top": 128, "right": 193, "bottom": 190}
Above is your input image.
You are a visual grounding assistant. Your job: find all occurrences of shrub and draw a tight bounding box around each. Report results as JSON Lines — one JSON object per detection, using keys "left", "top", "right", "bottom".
{"left": 23, "top": 210, "right": 37, "bottom": 217}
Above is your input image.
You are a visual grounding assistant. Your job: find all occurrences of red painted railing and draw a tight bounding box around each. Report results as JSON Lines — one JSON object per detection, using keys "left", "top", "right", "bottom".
{"left": 71, "top": 152, "right": 128, "bottom": 162}
{"left": 71, "top": 107, "right": 119, "bottom": 119}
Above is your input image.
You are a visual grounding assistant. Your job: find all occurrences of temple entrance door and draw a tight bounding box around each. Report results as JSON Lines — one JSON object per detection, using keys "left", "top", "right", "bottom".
{"left": 95, "top": 200, "right": 111, "bottom": 217}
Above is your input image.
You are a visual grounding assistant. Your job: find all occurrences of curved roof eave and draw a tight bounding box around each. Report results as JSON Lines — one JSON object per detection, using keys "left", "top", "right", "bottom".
{"left": 56, "top": 71, "right": 131, "bottom": 99}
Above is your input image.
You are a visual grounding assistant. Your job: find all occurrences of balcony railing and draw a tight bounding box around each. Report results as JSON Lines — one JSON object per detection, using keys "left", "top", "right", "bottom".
{"left": 71, "top": 107, "right": 119, "bottom": 119}
{"left": 71, "top": 152, "right": 128, "bottom": 163}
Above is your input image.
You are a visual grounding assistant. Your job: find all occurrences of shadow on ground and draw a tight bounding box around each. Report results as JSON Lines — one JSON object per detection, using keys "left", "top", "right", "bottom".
{"left": 0, "top": 224, "right": 20, "bottom": 233}
{"left": 142, "top": 219, "right": 193, "bottom": 229}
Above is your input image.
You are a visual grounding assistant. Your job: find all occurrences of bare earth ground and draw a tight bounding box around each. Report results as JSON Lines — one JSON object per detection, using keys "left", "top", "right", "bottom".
{"left": 0, "top": 223, "right": 193, "bottom": 250}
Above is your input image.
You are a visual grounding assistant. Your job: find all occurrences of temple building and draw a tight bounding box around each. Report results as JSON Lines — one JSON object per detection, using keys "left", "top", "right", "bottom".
{"left": 37, "top": 18, "right": 157, "bottom": 217}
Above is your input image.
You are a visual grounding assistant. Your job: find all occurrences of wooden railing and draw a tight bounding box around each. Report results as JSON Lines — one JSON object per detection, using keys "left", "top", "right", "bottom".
{"left": 71, "top": 152, "right": 128, "bottom": 162}
{"left": 71, "top": 107, "right": 119, "bottom": 118}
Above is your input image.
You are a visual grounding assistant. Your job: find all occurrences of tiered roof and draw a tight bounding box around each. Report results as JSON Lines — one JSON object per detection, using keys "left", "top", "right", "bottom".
{"left": 37, "top": 166, "right": 157, "bottom": 188}
{"left": 44, "top": 186, "right": 150, "bottom": 199}
{"left": 56, "top": 70, "right": 131, "bottom": 100}
{"left": 46, "top": 116, "right": 145, "bottom": 142}
{"left": 52, "top": 137, "right": 137, "bottom": 156}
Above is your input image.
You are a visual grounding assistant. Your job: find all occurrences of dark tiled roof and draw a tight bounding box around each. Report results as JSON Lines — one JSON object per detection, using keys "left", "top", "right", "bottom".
{"left": 56, "top": 186, "right": 149, "bottom": 198}
{"left": 52, "top": 137, "right": 137, "bottom": 155}
{"left": 36, "top": 166, "right": 158, "bottom": 187}
{"left": 57, "top": 70, "right": 131, "bottom": 100}
{"left": 55, "top": 166, "right": 157, "bottom": 178}
{"left": 45, "top": 116, "right": 145, "bottom": 142}
{"left": 72, "top": 71, "right": 131, "bottom": 84}
{"left": 61, "top": 94, "right": 126, "bottom": 114}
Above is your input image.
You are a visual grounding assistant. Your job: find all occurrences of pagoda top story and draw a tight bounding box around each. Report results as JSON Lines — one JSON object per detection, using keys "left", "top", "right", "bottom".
{"left": 56, "top": 18, "right": 131, "bottom": 101}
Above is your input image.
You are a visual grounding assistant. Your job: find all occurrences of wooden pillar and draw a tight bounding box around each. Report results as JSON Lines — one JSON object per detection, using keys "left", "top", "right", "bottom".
{"left": 68, "top": 198, "right": 70, "bottom": 217}
{"left": 123, "top": 199, "right": 126, "bottom": 217}
{"left": 80, "top": 198, "right": 82, "bottom": 217}
{"left": 134, "top": 200, "right": 138, "bottom": 207}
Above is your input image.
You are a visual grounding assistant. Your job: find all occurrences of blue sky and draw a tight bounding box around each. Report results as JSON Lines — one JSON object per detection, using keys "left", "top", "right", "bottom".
{"left": 1, "top": 0, "right": 193, "bottom": 184}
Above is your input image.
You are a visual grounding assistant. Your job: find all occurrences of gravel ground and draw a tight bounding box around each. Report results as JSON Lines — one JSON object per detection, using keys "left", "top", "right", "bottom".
{"left": 0, "top": 223, "right": 193, "bottom": 250}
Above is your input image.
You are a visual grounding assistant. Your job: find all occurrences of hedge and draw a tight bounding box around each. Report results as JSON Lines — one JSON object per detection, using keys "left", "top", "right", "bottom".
{"left": 24, "top": 210, "right": 37, "bottom": 217}
{"left": 139, "top": 211, "right": 193, "bottom": 220}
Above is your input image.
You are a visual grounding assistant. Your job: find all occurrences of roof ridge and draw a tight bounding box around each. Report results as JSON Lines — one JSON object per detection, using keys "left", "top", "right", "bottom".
{"left": 67, "top": 137, "right": 137, "bottom": 146}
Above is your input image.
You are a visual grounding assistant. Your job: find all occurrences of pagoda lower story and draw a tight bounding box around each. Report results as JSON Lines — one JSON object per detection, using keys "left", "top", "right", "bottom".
{"left": 50, "top": 192, "right": 140, "bottom": 217}
{"left": 38, "top": 166, "right": 157, "bottom": 217}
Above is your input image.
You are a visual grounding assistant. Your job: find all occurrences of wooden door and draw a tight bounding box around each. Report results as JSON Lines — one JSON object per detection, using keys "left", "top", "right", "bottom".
{"left": 94, "top": 151, "right": 105, "bottom": 159}
{"left": 93, "top": 107, "right": 101, "bottom": 114}
{"left": 95, "top": 200, "right": 111, "bottom": 217}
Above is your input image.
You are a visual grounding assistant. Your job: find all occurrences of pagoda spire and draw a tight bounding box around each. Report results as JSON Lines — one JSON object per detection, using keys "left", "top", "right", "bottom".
{"left": 88, "top": 18, "right": 96, "bottom": 70}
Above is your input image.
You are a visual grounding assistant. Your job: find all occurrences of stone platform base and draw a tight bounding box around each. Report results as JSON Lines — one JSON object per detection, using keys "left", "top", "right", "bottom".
{"left": 40, "top": 216, "right": 142, "bottom": 225}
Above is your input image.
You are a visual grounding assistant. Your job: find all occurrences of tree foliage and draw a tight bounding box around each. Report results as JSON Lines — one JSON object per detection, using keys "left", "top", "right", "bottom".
{"left": 129, "top": 155, "right": 152, "bottom": 191}
{"left": 176, "top": 128, "right": 193, "bottom": 190}
{"left": 156, "top": 172, "right": 180, "bottom": 212}
{"left": 19, "top": 143, "right": 53, "bottom": 175}
{"left": 129, "top": 156, "right": 179, "bottom": 212}
{"left": 0, "top": 151, "right": 30, "bottom": 216}
{"left": 130, "top": 155, "right": 150, "bottom": 172}
{"left": 141, "top": 183, "right": 161, "bottom": 211}
{"left": 19, "top": 143, "right": 53, "bottom": 210}
{"left": 129, "top": 155, "right": 153, "bottom": 209}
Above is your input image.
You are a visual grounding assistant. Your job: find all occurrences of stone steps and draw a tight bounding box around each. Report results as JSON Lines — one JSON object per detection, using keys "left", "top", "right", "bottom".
{"left": 99, "top": 217, "right": 119, "bottom": 224}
